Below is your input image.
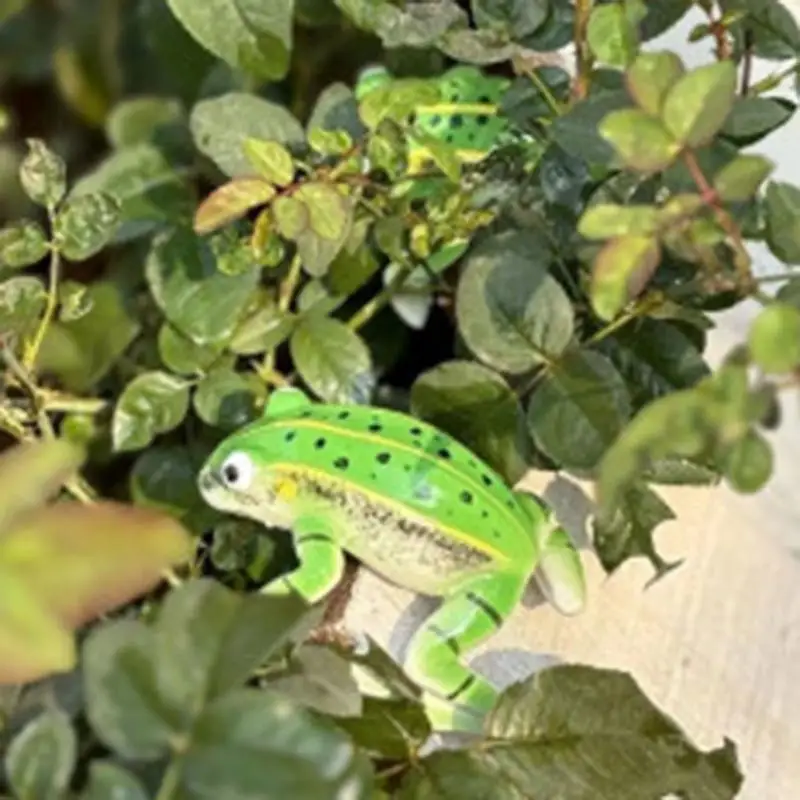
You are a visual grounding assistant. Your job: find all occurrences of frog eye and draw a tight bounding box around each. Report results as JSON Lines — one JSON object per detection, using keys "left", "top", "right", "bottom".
{"left": 219, "top": 451, "right": 254, "bottom": 491}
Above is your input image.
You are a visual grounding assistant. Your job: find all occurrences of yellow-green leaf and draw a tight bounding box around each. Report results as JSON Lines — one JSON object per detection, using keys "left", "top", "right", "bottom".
{"left": 295, "top": 182, "right": 349, "bottom": 240}
{"left": 713, "top": 155, "right": 773, "bottom": 203}
{"left": 747, "top": 302, "right": 800, "bottom": 373}
{"left": 625, "top": 51, "right": 684, "bottom": 116}
{"left": 578, "top": 204, "right": 660, "bottom": 240}
{"left": 599, "top": 109, "right": 680, "bottom": 173}
{"left": 273, "top": 194, "right": 309, "bottom": 240}
{"left": 242, "top": 138, "right": 295, "bottom": 186}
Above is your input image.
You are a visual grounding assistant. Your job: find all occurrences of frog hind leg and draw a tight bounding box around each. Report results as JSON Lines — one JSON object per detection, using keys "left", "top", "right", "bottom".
{"left": 260, "top": 513, "right": 345, "bottom": 604}
{"left": 404, "top": 570, "right": 527, "bottom": 733}
{"left": 515, "top": 490, "right": 587, "bottom": 616}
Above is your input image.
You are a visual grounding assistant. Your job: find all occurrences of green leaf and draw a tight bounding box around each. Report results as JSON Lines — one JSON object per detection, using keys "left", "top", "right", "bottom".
{"left": 527, "top": 349, "right": 631, "bottom": 471}
{"left": 19, "top": 138, "right": 66, "bottom": 209}
{"left": 599, "top": 109, "right": 680, "bottom": 173}
{"left": 273, "top": 195, "right": 309, "bottom": 240}
{"left": 105, "top": 96, "right": 185, "bottom": 149}
{"left": 82, "top": 761, "right": 149, "bottom": 800}
{"left": 578, "top": 203, "right": 659, "bottom": 240}
{"left": 157, "top": 322, "right": 222, "bottom": 376}
{"left": 146, "top": 227, "right": 260, "bottom": 346}
{"left": 290, "top": 316, "right": 375, "bottom": 404}
{"left": 308, "top": 127, "right": 354, "bottom": 157}
{"left": 53, "top": 193, "right": 121, "bottom": 261}
{"left": 193, "top": 178, "right": 275, "bottom": 236}
{"left": 721, "top": 428, "right": 772, "bottom": 494}
{"left": 166, "top": 0, "right": 294, "bottom": 81}
{"left": 410, "top": 359, "right": 527, "bottom": 485}
{"left": 182, "top": 688, "right": 374, "bottom": 798}
{"left": 456, "top": 230, "right": 574, "bottom": 374}
{"left": 624, "top": 50, "right": 684, "bottom": 116}
{"left": 307, "top": 82, "right": 364, "bottom": 142}
{"left": 112, "top": 371, "right": 191, "bottom": 452}
{"left": 0, "top": 276, "right": 46, "bottom": 350}
{"left": 229, "top": 291, "right": 296, "bottom": 355}
{"left": 591, "top": 234, "right": 661, "bottom": 321}
{"left": 242, "top": 138, "right": 295, "bottom": 186}
{"left": 57, "top": 280, "right": 93, "bottom": 322}
{"left": 765, "top": 181, "right": 800, "bottom": 264}
{"left": 190, "top": 93, "right": 304, "bottom": 178}
{"left": 69, "top": 143, "right": 195, "bottom": 244}
{"left": 593, "top": 484, "right": 679, "bottom": 577}
{"left": 712, "top": 154, "right": 773, "bottom": 202}
{"left": 747, "top": 302, "right": 800, "bottom": 374}
{"left": 0, "top": 219, "right": 48, "bottom": 269}
{"left": 470, "top": 0, "right": 547, "bottom": 39}
{"left": 4, "top": 710, "right": 76, "bottom": 800}
{"left": 295, "top": 198, "right": 355, "bottom": 278}
{"left": 661, "top": 61, "right": 737, "bottom": 148}
{"left": 295, "top": 182, "right": 350, "bottom": 240}
{"left": 408, "top": 129, "right": 461, "bottom": 183}
{"left": 423, "top": 664, "right": 741, "bottom": 798}
{"left": 720, "top": 96, "right": 794, "bottom": 145}
{"left": 193, "top": 366, "right": 265, "bottom": 430}
{"left": 36, "top": 279, "right": 141, "bottom": 393}
{"left": 587, "top": 3, "right": 638, "bottom": 68}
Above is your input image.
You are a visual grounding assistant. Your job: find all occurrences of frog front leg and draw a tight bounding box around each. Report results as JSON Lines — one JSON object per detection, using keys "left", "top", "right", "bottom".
{"left": 260, "top": 513, "right": 345, "bottom": 605}
{"left": 404, "top": 570, "right": 527, "bottom": 733}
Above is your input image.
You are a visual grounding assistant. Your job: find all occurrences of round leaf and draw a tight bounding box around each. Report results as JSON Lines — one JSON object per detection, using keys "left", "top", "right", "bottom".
{"left": 527, "top": 349, "right": 631, "bottom": 470}
{"left": 456, "top": 230, "right": 574, "bottom": 374}
{"left": 53, "top": 193, "right": 121, "bottom": 262}
{"left": 0, "top": 220, "right": 48, "bottom": 269}
{"left": 290, "top": 316, "right": 375, "bottom": 404}
{"left": 193, "top": 366, "right": 265, "bottom": 430}
{"left": 722, "top": 429, "right": 772, "bottom": 494}
{"left": 662, "top": 61, "right": 737, "bottom": 148}
{"left": 410, "top": 360, "right": 527, "bottom": 484}
{"left": 747, "top": 302, "right": 800, "bottom": 374}
{"left": 112, "top": 371, "right": 191, "bottom": 452}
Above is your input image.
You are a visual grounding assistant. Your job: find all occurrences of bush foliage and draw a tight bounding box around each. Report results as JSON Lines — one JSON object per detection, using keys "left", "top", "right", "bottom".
{"left": 2, "top": 0, "right": 799, "bottom": 796}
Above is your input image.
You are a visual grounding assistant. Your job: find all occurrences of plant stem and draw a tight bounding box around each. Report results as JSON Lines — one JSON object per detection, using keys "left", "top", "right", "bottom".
{"left": 154, "top": 757, "right": 184, "bottom": 800}
{"left": 522, "top": 66, "right": 563, "bottom": 116}
{"left": 347, "top": 262, "right": 414, "bottom": 332}
{"left": 23, "top": 246, "right": 61, "bottom": 371}
{"left": 572, "top": 0, "right": 594, "bottom": 101}
{"left": 259, "top": 254, "right": 304, "bottom": 382}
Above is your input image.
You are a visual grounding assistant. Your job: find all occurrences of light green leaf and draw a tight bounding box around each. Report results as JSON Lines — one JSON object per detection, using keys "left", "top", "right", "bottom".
{"left": 0, "top": 219, "right": 48, "bottom": 269}
{"left": 591, "top": 234, "right": 661, "bottom": 321}
{"left": 190, "top": 93, "right": 304, "bottom": 178}
{"left": 157, "top": 322, "right": 222, "bottom": 376}
{"left": 721, "top": 428, "right": 772, "bottom": 494}
{"left": 105, "top": 96, "right": 185, "bottom": 149}
{"left": 587, "top": 3, "right": 638, "bottom": 68}
{"left": 624, "top": 51, "right": 684, "bottom": 116}
{"left": 290, "top": 316, "right": 375, "bottom": 404}
{"left": 578, "top": 203, "right": 660, "bottom": 240}
{"left": 19, "top": 138, "right": 66, "bottom": 209}
{"left": 456, "top": 230, "right": 574, "bottom": 374}
{"left": 527, "top": 349, "right": 631, "bottom": 470}
{"left": 53, "top": 193, "right": 121, "bottom": 261}
{"left": 112, "top": 371, "right": 191, "bottom": 452}
{"left": 273, "top": 195, "right": 309, "bottom": 240}
{"left": 166, "top": 0, "right": 295, "bottom": 81}
{"left": 229, "top": 291, "right": 296, "bottom": 354}
{"left": 662, "top": 61, "right": 737, "bottom": 148}
{"left": 82, "top": 761, "right": 149, "bottom": 800}
{"left": 765, "top": 181, "right": 800, "bottom": 265}
{"left": 713, "top": 154, "right": 773, "bottom": 202}
{"left": 599, "top": 109, "right": 680, "bottom": 173}
{"left": 747, "top": 302, "right": 800, "bottom": 374}
{"left": 295, "top": 182, "right": 350, "bottom": 240}
{"left": 193, "top": 178, "right": 275, "bottom": 235}
{"left": 243, "top": 138, "right": 295, "bottom": 186}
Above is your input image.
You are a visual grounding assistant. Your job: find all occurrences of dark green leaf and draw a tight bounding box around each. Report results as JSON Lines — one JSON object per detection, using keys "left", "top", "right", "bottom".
{"left": 105, "top": 96, "right": 185, "bottom": 149}
{"left": 638, "top": 0, "right": 691, "bottom": 41}
{"left": 527, "top": 349, "right": 631, "bottom": 470}
{"left": 456, "top": 230, "right": 574, "bottom": 374}
{"left": 157, "top": 322, "right": 222, "bottom": 375}
{"left": 69, "top": 144, "right": 195, "bottom": 244}
{"left": 19, "top": 138, "right": 66, "bottom": 208}
{"left": 720, "top": 96, "right": 794, "bottom": 145}
{"left": 0, "top": 219, "right": 47, "bottom": 269}
{"left": 82, "top": 761, "right": 149, "bottom": 800}
{"left": 765, "top": 181, "right": 800, "bottom": 264}
{"left": 471, "top": 0, "right": 547, "bottom": 39}
{"left": 166, "top": 0, "right": 295, "bottom": 81}
{"left": 410, "top": 359, "right": 527, "bottom": 485}
{"left": 146, "top": 227, "right": 260, "bottom": 346}
{"left": 713, "top": 154, "right": 773, "bottom": 202}
{"left": 190, "top": 93, "right": 304, "bottom": 178}
{"left": 306, "top": 82, "right": 365, "bottom": 142}
{"left": 599, "top": 109, "right": 680, "bottom": 173}
{"left": 661, "top": 61, "right": 737, "bottom": 148}
{"left": 229, "top": 291, "right": 296, "bottom": 354}
{"left": 112, "top": 371, "right": 191, "bottom": 452}
{"left": 53, "top": 193, "right": 121, "bottom": 261}
{"left": 593, "top": 484, "right": 679, "bottom": 577}
{"left": 747, "top": 302, "right": 800, "bottom": 373}
{"left": 290, "top": 316, "right": 375, "bottom": 404}
{"left": 193, "top": 366, "right": 265, "bottom": 430}
{"left": 181, "top": 688, "right": 374, "bottom": 799}
{"left": 4, "top": 710, "right": 76, "bottom": 800}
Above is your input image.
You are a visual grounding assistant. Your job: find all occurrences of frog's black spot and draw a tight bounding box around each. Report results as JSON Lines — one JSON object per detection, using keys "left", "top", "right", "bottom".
{"left": 460, "top": 490, "right": 473, "bottom": 505}
{"left": 403, "top": 464, "right": 412, "bottom": 472}
{"left": 467, "top": 132, "right": 476, "bottom": 143}
{"left": 478, "top": 94, "right": 491, "bottom": 103}
{"left": 376, "top": 452, "right": 391, "bottom": 465}
{"left": 284, "top": 431, "right": 297, "bottom": 443}
{"left": 314, "top": 438, "right": 326, "bottom": 449}
{"left": 481, "top": 474, "right": 493, "bottom": 487}
{"left": 449, "top": 93, "right": 459, "bottom": 102}
{"left": 408, "top": 111, "right": 417, "bottom": 125}
{"left": 506, "top": 499, "right": 515, "bottom": 509}
{"left": 337, "top": 411, "right": 350, "bottom": 420}
{"left": 468, "top": 459, "right": 477, "bottom": 468}
{"left": 430, "top": 114, "right": 441, "bottom": 125}
{"left": 481, "top": 510, "right": 489, "bottom": 519}
{"left": 437, "top": 448, "right": 452, "bottom": 460}
{"left": 410, "top": 426, "right": 422, "bottom": 436}
{"left": 368, "top": 422, "right": 382, "bottom": 433}
{"left": 300, "top": 410, "right": 312, "bottom": 418}
{"left": 370, "top": 472, "right": 377, "bottom": 480}
{"left": 476, "top": 114, "right": 490, "bottom": 126}
{"left": 449, "top": 114, "right": 464, "bottom": 129}
{"left": 334, "top": 457, "right": 349, "bottom": 470}
{"left": 445, "top": 133, "right": 454, "bottom": 144}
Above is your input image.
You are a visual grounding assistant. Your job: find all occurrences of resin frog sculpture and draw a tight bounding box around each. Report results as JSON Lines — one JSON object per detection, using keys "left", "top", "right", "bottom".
{"left": 198, "top": 388, "right": 587, "bottom": 733}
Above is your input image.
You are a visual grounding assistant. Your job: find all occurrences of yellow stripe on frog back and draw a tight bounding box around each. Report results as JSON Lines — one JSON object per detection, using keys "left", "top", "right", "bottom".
{"left": 416, "top": 102, "right": 499, "bottom": 117}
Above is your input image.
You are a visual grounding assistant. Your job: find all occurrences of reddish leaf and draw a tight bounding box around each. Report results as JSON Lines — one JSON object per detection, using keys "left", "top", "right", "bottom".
{"left": 193, "top": 178, "right": 276, "bottom": 236}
